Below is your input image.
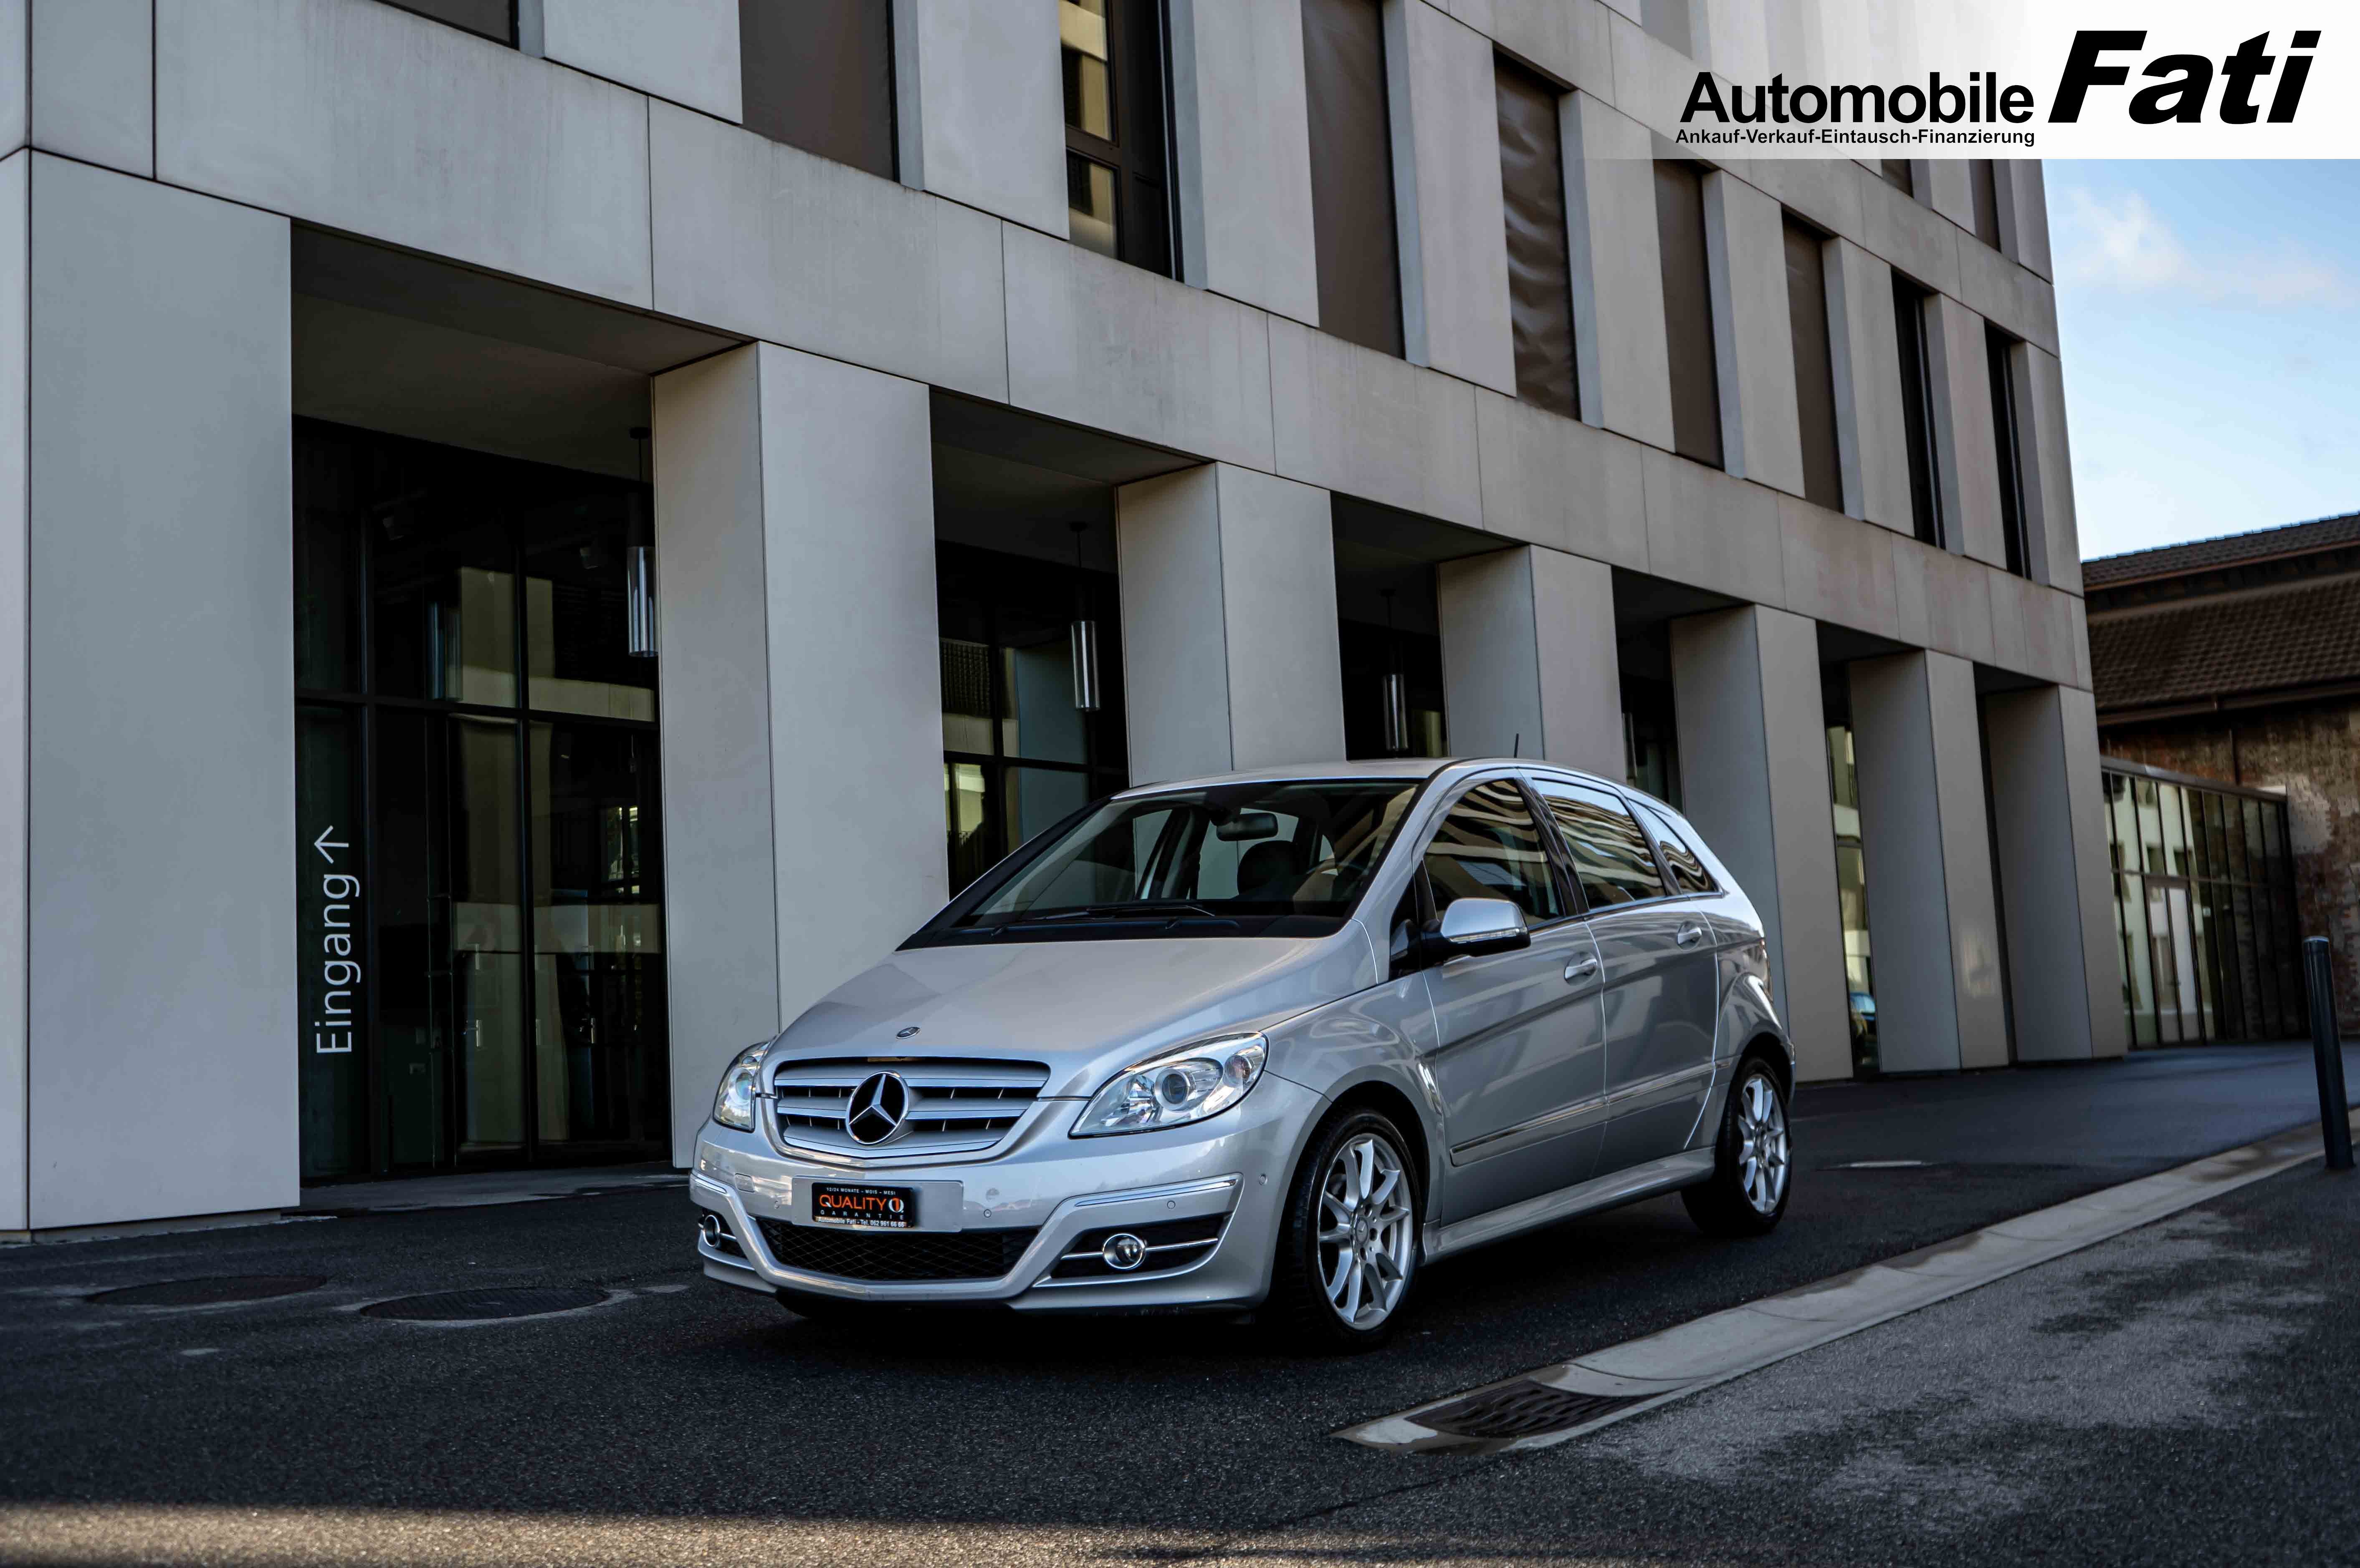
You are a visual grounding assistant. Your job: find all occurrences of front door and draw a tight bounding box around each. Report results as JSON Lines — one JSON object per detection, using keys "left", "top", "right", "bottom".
{"left": 1416, "top": 778, "right": 1607, "bottom": 1225}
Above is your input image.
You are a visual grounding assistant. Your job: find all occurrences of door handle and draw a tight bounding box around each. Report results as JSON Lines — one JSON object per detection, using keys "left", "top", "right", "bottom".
{"left": 1564, "top": 955, "right": 1599, "bottom": 984}
{"left": 1675, "top": 921, "right": 1705, "bottom": 948}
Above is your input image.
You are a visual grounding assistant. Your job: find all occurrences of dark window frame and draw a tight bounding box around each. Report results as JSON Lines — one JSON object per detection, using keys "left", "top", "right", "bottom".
{"left": 1968, "top": 159, "right": 2004, "bottom": 250}
{"left": 1986, "top": 323, "right": 2032, "bottom": 577}
{"left": 1063, "top": 0, "right": 1180, "bottom": 276}
{"left": 1494, "top": 53, "right": 1579, "bottom": 419}
{"left": 1302, "top": 0, "right": 1407, "bottom": 357}
{"left": 1783, "top": 212, "right": 1843, "bottom": 511}
{"left": 1654, "top": 158, "right": 1724, "bottom": 470}
{"left": 739, "top": 0, "right": 900, "bottom": 181}
{"left": 1892, "top": 273, "right": 1945, "bottom": 548}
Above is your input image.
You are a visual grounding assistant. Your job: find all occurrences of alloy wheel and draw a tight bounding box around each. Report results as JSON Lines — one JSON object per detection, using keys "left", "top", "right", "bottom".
{"left": 1316, "top": 1131, "right": 1415, "bottom": 1330}
{"left": 1737, "top": 1074, "right": 1790, "bottom": 1215}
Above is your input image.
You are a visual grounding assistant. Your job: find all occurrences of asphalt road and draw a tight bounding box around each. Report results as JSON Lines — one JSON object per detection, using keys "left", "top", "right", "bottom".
{"left": 1, "top": 1043, "right": 2352, "bottom": 1566}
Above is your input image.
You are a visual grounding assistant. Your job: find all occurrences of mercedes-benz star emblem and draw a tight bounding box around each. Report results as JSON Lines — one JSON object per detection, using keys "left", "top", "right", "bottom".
{"left": 845, "top": 1071, "right": 911, "bottom": 1146}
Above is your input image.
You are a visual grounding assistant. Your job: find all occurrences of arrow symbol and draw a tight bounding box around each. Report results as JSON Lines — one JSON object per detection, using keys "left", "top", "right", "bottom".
{"left": 313, "top": 825, "right": 347, "bottom": 864}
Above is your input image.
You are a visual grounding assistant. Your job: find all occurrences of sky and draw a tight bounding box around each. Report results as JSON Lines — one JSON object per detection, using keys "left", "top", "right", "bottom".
{"left": 2045, "top": 160, "right": 2360, "bottom": 563}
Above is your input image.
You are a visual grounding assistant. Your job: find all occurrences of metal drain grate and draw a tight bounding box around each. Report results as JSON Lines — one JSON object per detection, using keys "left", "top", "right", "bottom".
{"left": 360, "top": 1286, "right": 607, "bottom": 1322}
{"left": 90, "top": 1275, "right": 327, "bottom": 1308}
{"left": 1414, "top": 1378, "right": 1652, "bottom": 1440}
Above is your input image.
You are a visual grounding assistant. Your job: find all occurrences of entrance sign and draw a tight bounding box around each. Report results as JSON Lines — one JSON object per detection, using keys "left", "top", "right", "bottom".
{"left": 309, "top": 823, "right": 361, "bottom": 1054}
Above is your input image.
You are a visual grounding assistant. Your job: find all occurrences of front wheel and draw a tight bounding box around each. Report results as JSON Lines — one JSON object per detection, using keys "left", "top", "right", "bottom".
{"left": 1681, "top": 1057, "right": 1792, "bottom": 1237}
{"left": 1269, "top": 1109, "right": 1421, "bottom": 1353}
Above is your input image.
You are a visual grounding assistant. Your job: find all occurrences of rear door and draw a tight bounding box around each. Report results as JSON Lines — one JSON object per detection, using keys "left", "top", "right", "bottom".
{"left": 1530, "top": 779, "right": 1715, "bottom": 1174}
{"left": 1415, "top": 778, "right": 1607, "bottom": 1224}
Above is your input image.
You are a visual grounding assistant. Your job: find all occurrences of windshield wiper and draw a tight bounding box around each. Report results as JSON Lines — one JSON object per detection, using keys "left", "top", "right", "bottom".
{"left": 1017, "top": 900, "right": 1223, "bottom": 924}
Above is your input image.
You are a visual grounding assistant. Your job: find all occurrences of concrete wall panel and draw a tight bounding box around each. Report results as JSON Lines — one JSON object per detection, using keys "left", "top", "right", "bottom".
{"left": 1703, "top": 172, "right": 1803, "bottom": 496}
{"left": 1004, "top": 223, "right": 1275, "bottom": 471}
{"left": 1473, "top": 389, "right": 1647, "bottom": 568}
{"left": 1891, "top": 533, "right": 1994, "bottom": 666}
{"left": 0, "top": 0, "right": 23, "bottom": 155}
{"left": 2025, "top": 345, "right": 2081, "bottom": 593}
{"left": 650, "top": 102, "right": 1006, "bottom": 401}
{"left": 26, "top": 157, "right": 293, "bottom": 1228}
{"left": 1825, "top": 238, "right": 1910, "bottom": 531}
{"left": 755, "top": 346, "right": 947, "bottom": 1088}
{"left": 544, "top": 0, "right": 740, "bottom": 121}
{"left": 1983, "top": 683, "right": 2121, "bottom": 1063}
{"left": 1562, "top": 94, "right": 1673, "bottom": 449}
{"left": 1117, "top": 465, "right": 1345, "bottom": 783}
{"left": 31, "top": 0, "right": 152, "bottom": 175}
{"left": 1858, "top": 172, "right": 1959, "bottom": 298}
{"left": 1439, "top": 544, "right": 1619, "bottom": 776}
{"left": 1778, "top": 495, "right": 1897, "bottom": 642}
{"left": 903, "top": 0, "right": 1065, "bottom": 236}
{"left": 157, "top": 0, "right": 652, "bottom": 308}
{"left": 1268, "top": 316, "right": 1481, "bottom": 525}
{"left": 1929, "top": 293, "right": 2002, "bottom": 568}
{"left": 653, "top": 346, "right": 781, "bottom": 1164}
{"left": 1168, "top": 0, "right": 1319, "bottom": 324}
{"left": 1672, "top": 605, "right": 1849, "bottom": 1081}
{"left": 1640, "top": 447, "right": 1785, "bottom": 607}
{"left": 1395, "top": 1, "right": 1515, "bottom": 393}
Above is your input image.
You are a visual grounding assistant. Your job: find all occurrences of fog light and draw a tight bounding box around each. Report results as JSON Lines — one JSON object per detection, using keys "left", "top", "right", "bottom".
{"left": 1100, "top": 1232, "right": 1148, "bottom": 1271}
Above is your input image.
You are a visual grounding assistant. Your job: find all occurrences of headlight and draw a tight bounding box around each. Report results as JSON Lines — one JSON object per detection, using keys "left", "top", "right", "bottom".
{"left": 1072, "top": 1033, "right": 1267, "bottom": 1137}
{"left": 711, "top": 1042, "right": 769, "bottom": 1131}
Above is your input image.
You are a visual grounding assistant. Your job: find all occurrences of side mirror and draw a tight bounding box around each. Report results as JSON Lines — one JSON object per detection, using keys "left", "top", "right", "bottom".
{"left": 1430, "top": 897, "right": 1530, "bottom": 960}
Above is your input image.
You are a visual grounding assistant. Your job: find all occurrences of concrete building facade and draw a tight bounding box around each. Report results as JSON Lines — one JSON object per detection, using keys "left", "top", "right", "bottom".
{"left": 0, "top": 0, "right": 2122, "bottom": 1235}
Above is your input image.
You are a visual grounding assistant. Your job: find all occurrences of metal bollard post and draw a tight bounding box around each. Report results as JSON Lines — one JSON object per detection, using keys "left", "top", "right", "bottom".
{"left": 2304, "top": 937, "right": 2353, "bottom": 1172}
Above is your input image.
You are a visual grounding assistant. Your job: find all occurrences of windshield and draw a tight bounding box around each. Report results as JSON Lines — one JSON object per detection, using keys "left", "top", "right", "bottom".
{"left": 922, "top": 778, "right": 1422, "bottom": 941}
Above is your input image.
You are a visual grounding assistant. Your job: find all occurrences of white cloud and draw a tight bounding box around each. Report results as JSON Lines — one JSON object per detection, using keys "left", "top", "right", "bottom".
{"left": 2054, "top": 188, "right": 2355, "bottom": 309}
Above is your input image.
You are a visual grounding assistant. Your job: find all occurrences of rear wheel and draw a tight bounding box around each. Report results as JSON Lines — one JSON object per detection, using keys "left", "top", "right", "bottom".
{"left": 1681, "top": 1057, "right": 1791, "bottom": 1237}
{"left": 1270, "top": 1108, "right": 1421, "bottom": 1353}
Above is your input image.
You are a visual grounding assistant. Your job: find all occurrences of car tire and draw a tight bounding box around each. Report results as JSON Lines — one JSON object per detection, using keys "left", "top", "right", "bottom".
{"left": 1682, "top": 1055, "right": 1792, "bottom": 1237}
{"left": 1270, "top": 1108, "right": 1422, "bottom": 1353}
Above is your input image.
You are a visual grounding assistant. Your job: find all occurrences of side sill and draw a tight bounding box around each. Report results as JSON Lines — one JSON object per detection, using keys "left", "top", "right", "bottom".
{"left": 1422, "top": 1150, "right": 1715, "bottom": 1265}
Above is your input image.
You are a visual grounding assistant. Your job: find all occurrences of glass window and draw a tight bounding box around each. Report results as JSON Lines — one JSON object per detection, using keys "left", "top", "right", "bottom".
{"left": 929, "top": 778, "right": 1419, "bottom": 939}
{"left": 521, "top": 500, "right": 657, "bottom": 722}
{"left": 1423, "top": 780, "right": 1566, "bottom": 924}
{"left": 740, "top": 0, "right": 898, "bottom": 179}
{"left": 1893, "top": 275, "right": 1944, "bottom": 548}
{"left": 1495, "top": 56, "right": 1577, "bottom": 419}
{"left": 1988, "top": 325, "right": 2033, "bottom": 578}
{"left": 1062, "top": 0, "right": 1174, "bottom": 275}
{"left": 1786, "top": 216, "right": 1842, "bottom": 510}
{"left": 1533, "top": 778, "right": 1665, "bottom": 909}
{"left": 1302, "top": 0, "right": 1404, "bottom": 355}
{"left": 936, "top": 541, "right": 1127, "bottom": 893}
{"left": 1620, "top": 672, "right": 1682, "bottom": 808}
{"left": 1636, "top": 802, "right": 1715, "bottom": 894}
{"left": 1655, "top": 160, "right": 1723, "bottom": 468}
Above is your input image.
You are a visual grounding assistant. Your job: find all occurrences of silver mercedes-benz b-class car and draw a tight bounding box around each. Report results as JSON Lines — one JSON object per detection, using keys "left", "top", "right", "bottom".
{"left": 692, "top": 758, "right": 1794, "bottom": 1350}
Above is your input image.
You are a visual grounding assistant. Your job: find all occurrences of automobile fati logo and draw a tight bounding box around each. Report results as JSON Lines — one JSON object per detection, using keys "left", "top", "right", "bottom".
{"left": 1677, "top": 29, "right": 2323, "bottom": 148}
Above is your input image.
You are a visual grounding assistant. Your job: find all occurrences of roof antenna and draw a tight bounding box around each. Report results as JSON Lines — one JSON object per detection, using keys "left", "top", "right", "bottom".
{"left": 1513, "top": 732, "right": 1523, "bottom": 758}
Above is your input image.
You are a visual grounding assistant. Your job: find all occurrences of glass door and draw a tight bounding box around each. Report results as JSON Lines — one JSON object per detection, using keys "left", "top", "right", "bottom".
{"left": 294, "top": 420, "right": 669, "bottom": 1180}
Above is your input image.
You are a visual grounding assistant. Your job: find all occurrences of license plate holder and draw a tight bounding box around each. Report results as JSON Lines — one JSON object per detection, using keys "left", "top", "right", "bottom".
{"left": 811, "top": 1182, "right": 916, "bottom": 1230}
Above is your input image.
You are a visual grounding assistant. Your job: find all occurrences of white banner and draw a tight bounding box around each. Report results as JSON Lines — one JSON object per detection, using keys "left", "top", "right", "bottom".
{"left": 1629, "top": 1, "right": 2356, "bottom": 158}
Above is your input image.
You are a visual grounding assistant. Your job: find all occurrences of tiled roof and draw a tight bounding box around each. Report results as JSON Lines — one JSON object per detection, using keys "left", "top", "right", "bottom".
{"left": 2089, "top": 574, "right": 2360, "bottom": 713}
{"left": 2083, "top": 510, "right": 2360, "bottom": 588}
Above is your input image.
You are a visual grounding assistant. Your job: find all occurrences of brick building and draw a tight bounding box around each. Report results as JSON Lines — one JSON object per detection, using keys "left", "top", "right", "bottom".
{"left": 2088, "top": 513, "right": 2360, "bottom": 1037}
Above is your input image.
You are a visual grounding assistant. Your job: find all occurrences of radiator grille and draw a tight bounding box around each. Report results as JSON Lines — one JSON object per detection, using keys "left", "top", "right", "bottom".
{"left": 768, "top": 1057, "right": 1050, "bottom": 1157}
{"left": 755, "top": 1218, "right": 1038, "bottom": 1282}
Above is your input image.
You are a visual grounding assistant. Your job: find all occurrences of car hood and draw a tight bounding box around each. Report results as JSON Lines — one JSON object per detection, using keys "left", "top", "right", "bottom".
{"left": 772, "top": 932, "right": 1380, "bottom": 1098}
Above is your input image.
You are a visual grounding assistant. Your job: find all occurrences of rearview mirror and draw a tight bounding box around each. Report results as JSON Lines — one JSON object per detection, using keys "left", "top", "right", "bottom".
{"left": 1431, "top": 897, "right": 1530, "bottom": 959}
{"left": 1214, "top": 811, "right": 1280, "bottom": 842}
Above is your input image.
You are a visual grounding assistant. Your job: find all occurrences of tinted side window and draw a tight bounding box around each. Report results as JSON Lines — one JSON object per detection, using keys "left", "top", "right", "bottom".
{"left": 1423, "top": 780, "right": 1565, "bottom": 924}
{"left": 1637, "top": 803, "right": 1715, "bottom": 894}
{"left": 1535, "top": 780, "right": 1665, "bottom": 908}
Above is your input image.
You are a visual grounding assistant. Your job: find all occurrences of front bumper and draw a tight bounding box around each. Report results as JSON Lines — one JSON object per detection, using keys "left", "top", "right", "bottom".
{"left": 690, "top": 1073, "right": 1324, "bottom": 1312}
